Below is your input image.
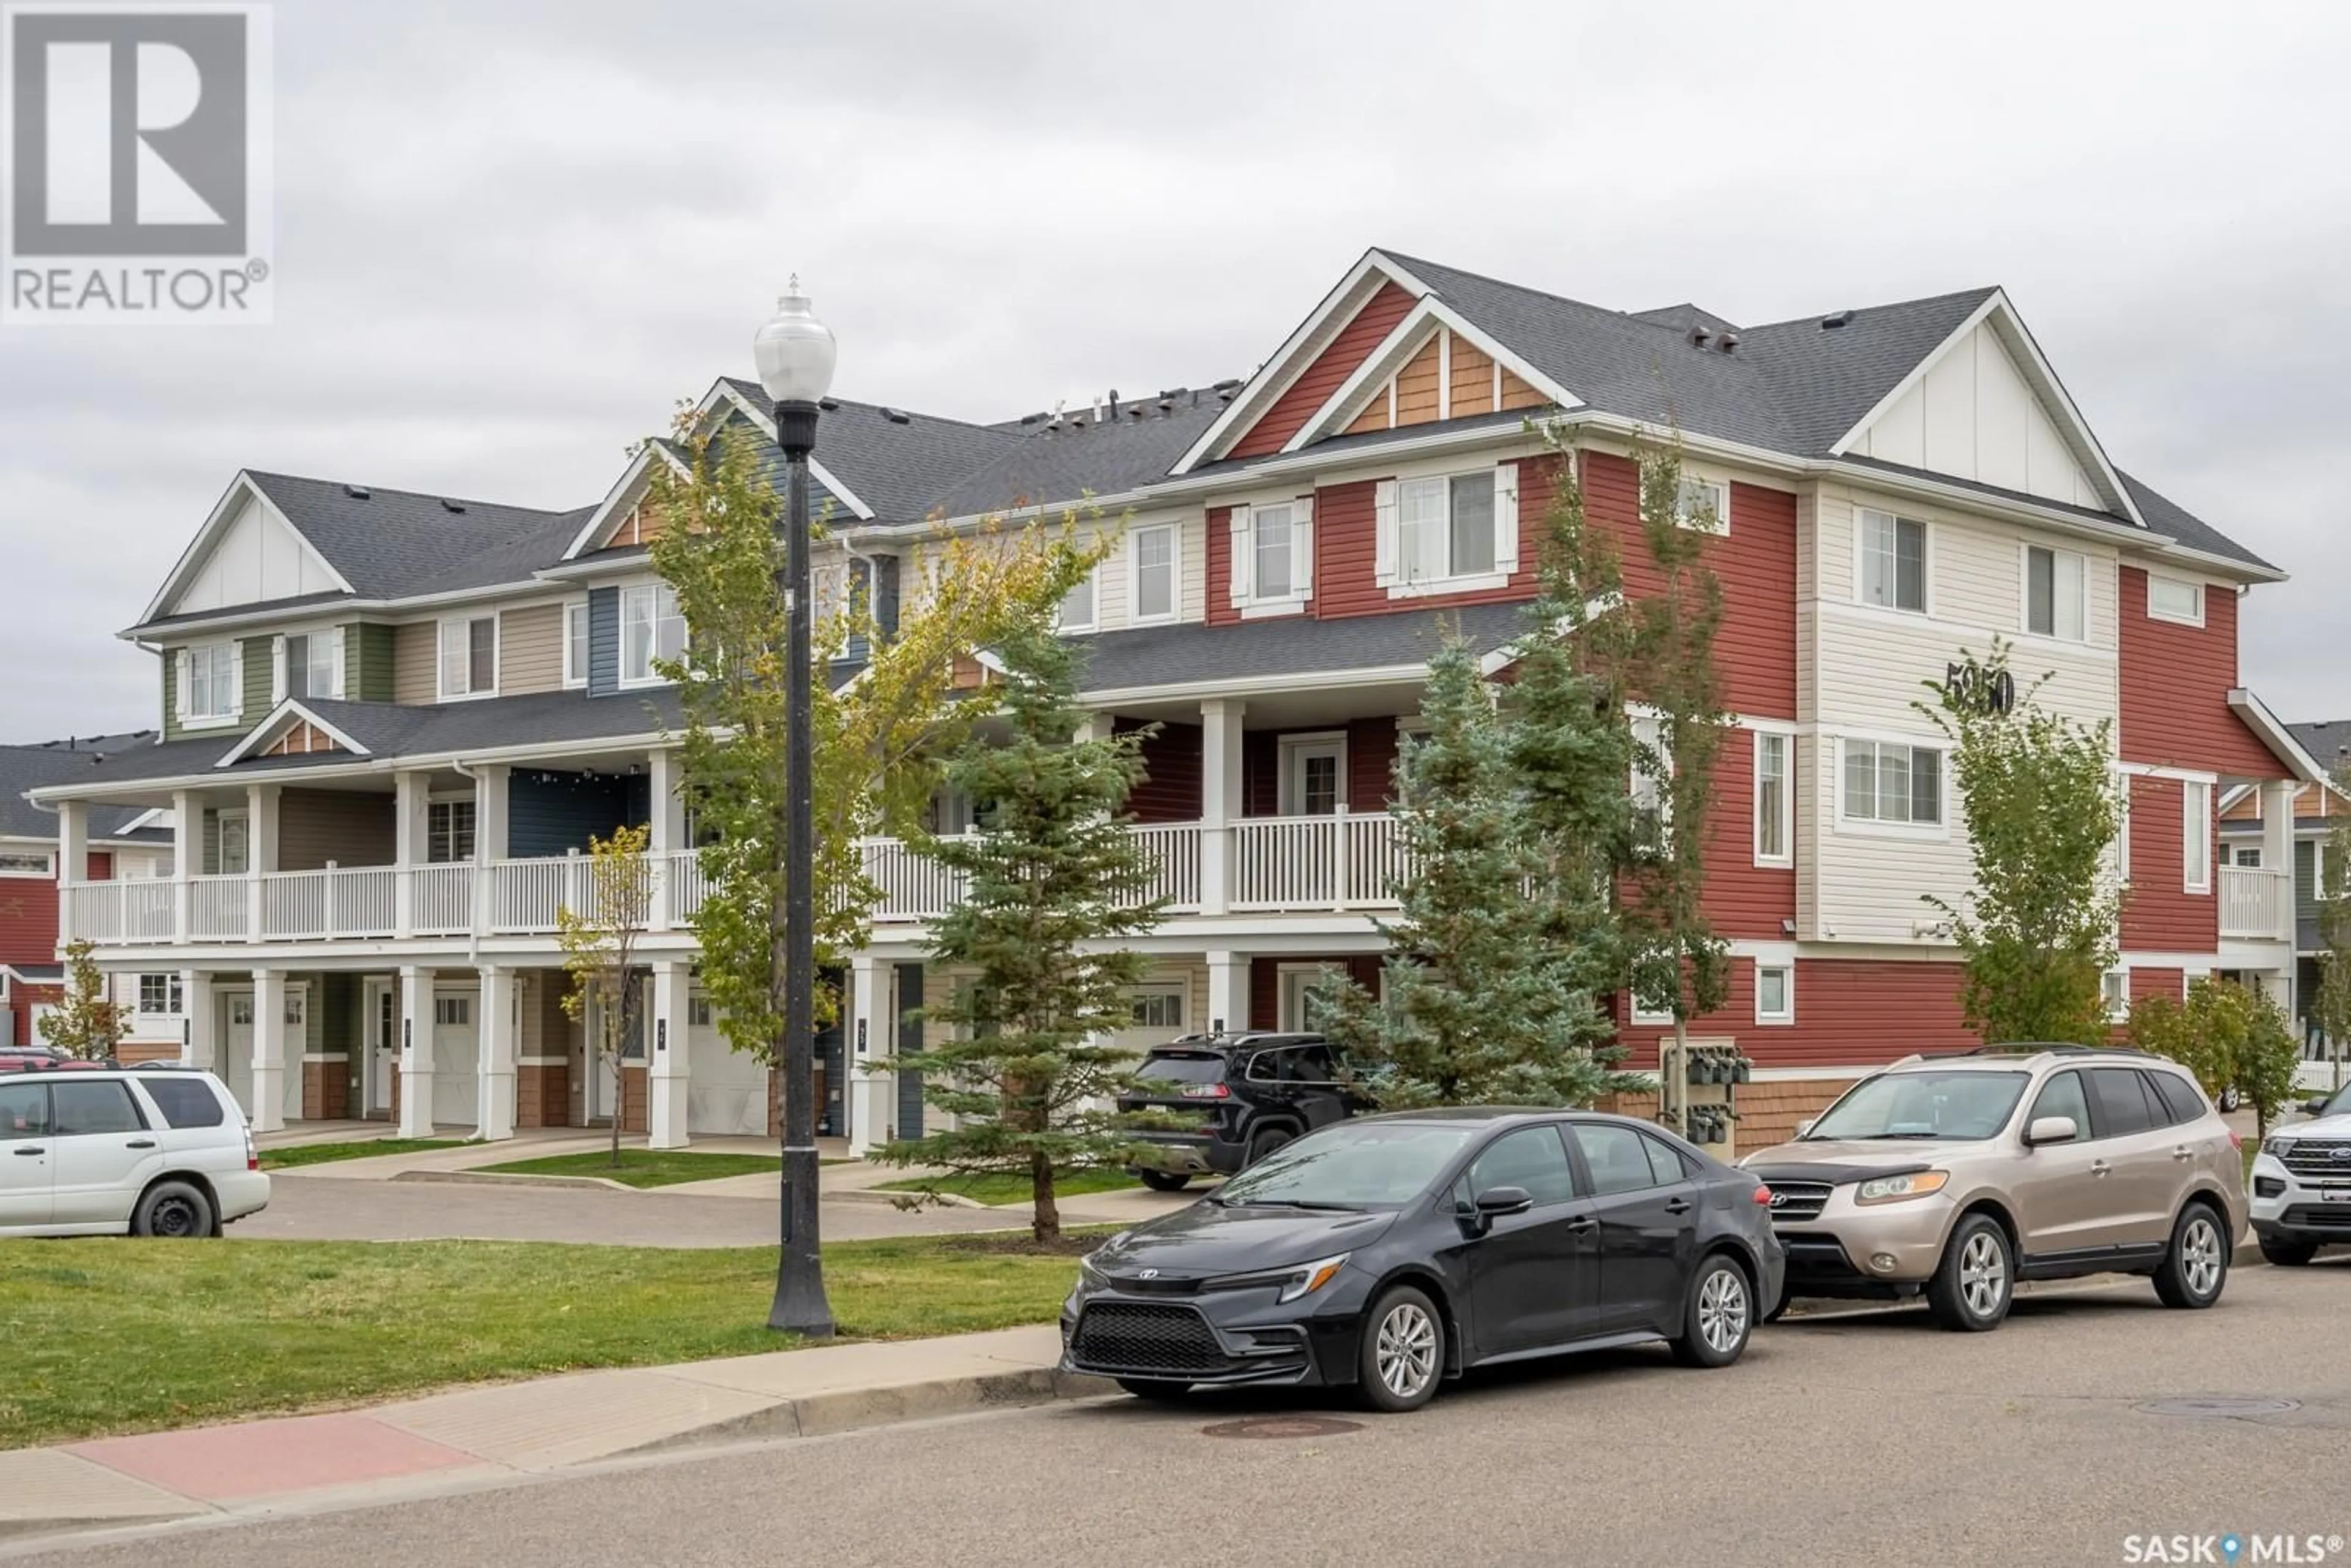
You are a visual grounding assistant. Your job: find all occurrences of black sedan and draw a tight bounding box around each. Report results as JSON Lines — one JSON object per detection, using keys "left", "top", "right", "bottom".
{"left": 1060, "top": 1108, "right": 1784, "bottom": 1412}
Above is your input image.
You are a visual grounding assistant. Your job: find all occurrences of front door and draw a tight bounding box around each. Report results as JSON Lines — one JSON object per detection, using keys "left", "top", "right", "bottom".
{"left": 1279, "top": 737, "right": 1346, "bottom": 816}
{"left": 366, "top": 981, "right": 397, "bottom": 1117}
{"left": 432, "top": 991, "right": 479, "bottom": 1128}
{"left": 1459, "top": 1124, "right": 1601, "bottom": 1358}
{"left": 0, "top": 1081, "right": 53, "bottom": 1228}
{"left": 1570, "top": 1122, "right": 1701, "bottom": 1335}
{"left": 221, "top": 992, "right": 255, "bottom": 1116}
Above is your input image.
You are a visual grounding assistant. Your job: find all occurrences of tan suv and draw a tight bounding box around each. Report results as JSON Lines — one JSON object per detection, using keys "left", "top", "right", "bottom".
{"left": 1741, "top": 1046, "right": 2246, "bottom": 1332}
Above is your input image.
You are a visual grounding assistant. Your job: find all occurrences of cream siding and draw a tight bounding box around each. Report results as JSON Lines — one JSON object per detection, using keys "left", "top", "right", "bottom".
{"left": 498, "top": 602, "right": 564, "bottom": 694}
{"left": 391, "top": 621, "right": 437, "bottom": 705}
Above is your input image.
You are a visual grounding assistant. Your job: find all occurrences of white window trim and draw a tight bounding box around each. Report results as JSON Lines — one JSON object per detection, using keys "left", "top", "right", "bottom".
{"left": 1630, "top": 994, "right": 1675, "bottom": 1027}
{"left": 2183, "top": 778, "right": 2212, "bottom": 895}
{"left": 2229, "top": 843, "right": 2263, "bottom": 869}
{"left": 1277, "top": 731, "right": 1349, "bottom": 816}
{"left": 1754, "top": 962, "right": 1794, "bottom": 1026}
{"left": 561, "top": 598, "right": 590, "bottom": 689}
{"left": 1751, "top": 722, "right": 1795, "bottom": 868}
{"left": 1384, "top": 465, "right": 1517, "bottom": 598}
{"left": 136, "top": 972, "right": 185, "bottom": 1017}
{"left": 2018, "top": 542, "right": 2090, "bottom": 645}
{"left": 617, "top": 582, "right": 683, "bottom": 689}
{"left": 1275, "top": 962, "right": 1337, "bottom": 1033}
{"left": 436, "top": 612, "right": 500, "bottom": 701}
{"left": 2146, "top": 574, "right": 2206, "bottom": 628}
{"left": 1126, "top": 522, "right": 1181, "bottom": 626}
{"left": 1832, "top": 734, "right": 1950, "bottom": 839}
{"left": 1127, "top": 980, "right": 1187, "bottom": 1031}
{"left": 1852, "top": 508, "right": 1931, "bottom": 616}
{"left": 177, "top": 640, "right": 242, "bottom": 729}
{"left": 214, "top": 808, "right": 251, "bottom": 875}
{"left": 1232, "top": 499, "right": 1314, "bottom": 612}
{"left": 272, "top": 625, "right": 346, "bottom": 703}
{"left": 0, "top": 848, "right": 56, "bottom": 878}
{"left": 1675, "top": 474, "right": 1731, "bottom": 536}
{"left": 1057, "top": 570, "right": 1100, "bottom": 634}
{"left": 2101, "top": 968, "right": 2129, "bottom": 1024}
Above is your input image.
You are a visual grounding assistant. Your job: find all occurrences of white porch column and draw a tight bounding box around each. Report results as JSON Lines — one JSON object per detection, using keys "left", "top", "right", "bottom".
{"left": 393, "top": 770, "right": 429, "bottom": 939}
{"left": 180, "top": 969, "right": 213, "bottom": 1069}
{"left": 647, "top": 959, "right": 692, "bottom": 1150}
{"left": 399, "top": 964, "right": 437, "bottom": 1138}
{"left": 171, "top": 789, "right": 198, "bottom": 943}
{"left": 1073, "top": 711, "right": 1114, "bottom": 745}
{"left": 55, "top": 801, "right": 88, "bottom": 932}
{"left": 847, "top": 953, "right": 884, "bottom": 1156}
{"left": 251, "top": 967, "right": 287, "bottom": 1132}
{"left": 2262, "top": 779, "right": 2298, "bottom": 941}
{"left": 1205, "top": 949, "right": 1249, "bottom": 1036}
{"left": 1199, "top": 699, "right": 1247, "bottom": 917}
{"left": 476, "top": 964, "right": 517, "bottom": 1142}
{"left": 648, "top": 748, "right": 684, "bottom": 929}
{"left": 471, "top": 765, "right": 509, "bottom": 937}
{"left": 245, "top": 783, "right": 279, "bottom": 940}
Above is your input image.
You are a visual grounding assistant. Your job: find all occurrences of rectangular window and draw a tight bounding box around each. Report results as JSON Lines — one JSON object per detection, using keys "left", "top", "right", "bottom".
{"left": 563, "top": 601, "right": 590, "bottom": 688}
{"left": 2231, "top": 844, "right": 2262, "bottom": 868}
{"left": 2147, "top": 575, "right": 2203, "bottom": 626}
{"left": 1252, "top": 503, "right": 1295, "bottom": 599}
{"left": 2101, "top": 969, "right": 2128, "bottom": 1023}
{"left": 183, "top": 642, "right": 239, "bottom": 721}
{"left": 1858, "top": 509, "right": 1926, "bottom": 612}
{"left": 1397, "top": 471, "right": 1498, "bottom": 583}
{"left": 688, "top": 995, "right": 713, "bottom": 1028}
{"left": 433, "top": 996, "right": 471, "bottom": 1027}
{"left": 138, "top": 973, "right": 184, "bottom": 1015}
{"left": 285, "top": 629, "right": 341, "bottom": 700}
{"left": 1630, "top": 714, "right": 1672, "bottom": 845}
{"left": 1630, "top": 993, "right": 1674, "bottom": 1027}
{"left": 2025, "top": 546, "right": 2087, "bottom": 640}
{"left": 2183, "top": 779, "right": 2211, "bottom": 893}
{"left": 0, "top": 850, "right": 53, "bottom": 877}
{"left": 1755, "top": 964, "right": 1793, "bottom": 1024}
{"left": 143, "top": 1075, "right": 225, "bottom": 1128}
{"left": 1057, "top": 569, "right": 1097, "bottom": 632}
{"left": 1676, "top": 476, "right": 1730, "bottom": 535}
{"left": 427, "top": 800, "right": 476, "bottom": 865}
{"left": 216, "top": 811, "right": 250, "bottom": 875}
{"left": 1131, "top": 525, "right": 1177, "bottom": 622}
{"left": 1842, "top": 740, "right": 1943, "bottom": 827}
{"left": 1754, "top": 730, "right": 1791, "bottom": 865}
{"left": 620, "top": 584, "right": 685, "bottom": 683}
{"left": 51, "top": 1079, "right": 144, "bottom": 1136}
{"left": 285, "top": 989, "right": 306, "bottom": 1027}
{"left": 439, "top": 615, "right": 497, "bottom": 697}
{"left": 1129, "top": 988, "right": 1185, "bottom": 1029}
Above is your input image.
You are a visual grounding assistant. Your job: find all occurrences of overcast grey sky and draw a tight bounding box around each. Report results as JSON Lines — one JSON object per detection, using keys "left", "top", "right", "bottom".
{"left": 2, "top": 0, "right": 2345, "bottom": 741}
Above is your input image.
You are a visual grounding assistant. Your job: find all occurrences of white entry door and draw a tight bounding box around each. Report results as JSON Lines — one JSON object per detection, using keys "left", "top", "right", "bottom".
{"left": 431, "top": 991, "right": 479, "bottom": 1127}
{"left": 365, "top": 981, "right": 396, "bottom": 1116}
{"left": 221, "top": 993, "right": 255, "bottom": 1114}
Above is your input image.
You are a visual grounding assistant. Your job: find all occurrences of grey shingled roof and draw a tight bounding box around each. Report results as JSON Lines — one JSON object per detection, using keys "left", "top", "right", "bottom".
{"left": 2119, "top": 473, "right": 2278, "bottom": 572}
{"left": 925, "top": 397, "right": 1224, "bottom": 520}
{"left": 2289, "top": 721, "right": 2351, "bottom": 773}
{"left": 720, "top": 381, "right": 1025, "bottom": 523}
{"left": 1077, "top": 601, "right": 1528, "bottom": 693}
{"left": 0, "top": 737, "right": 171, "bottom": 838}
{"left": 1737, "top": 288, "right": 2002, "bottom": 456}
{"left": 241, "top": 473, "right": 587, "bottom": 600}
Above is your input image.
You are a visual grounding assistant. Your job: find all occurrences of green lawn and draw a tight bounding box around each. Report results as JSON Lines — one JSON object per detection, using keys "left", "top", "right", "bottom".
{"left": 258, "top": 1139, "right": 463, "bottom": 1171}
{"left": 874, "top": 1167, "right": 1141, "bottom": 1206}
{"left": 0, "top": 1234, "right": 1086, "bottom": 1449}
{"left": 475, "top": 1149, "right": 786, "bottom": 1189}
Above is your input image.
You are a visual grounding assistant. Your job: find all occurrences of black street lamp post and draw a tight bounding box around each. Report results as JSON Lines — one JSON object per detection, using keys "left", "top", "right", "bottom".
{"left": 752, "top": 280, "right": 838, "bottom": 1337}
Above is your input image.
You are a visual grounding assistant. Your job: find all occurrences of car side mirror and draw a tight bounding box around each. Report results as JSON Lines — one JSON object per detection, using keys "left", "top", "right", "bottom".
{"left": 1474, "top": 1186, "right": 1534, "bottom": 1218}
{"left": 2303, "top": 1098, "right": 2331, "bottom": 1118}
{"left": 2025, "top": 1115, "right": 2079, "bottom": 1147}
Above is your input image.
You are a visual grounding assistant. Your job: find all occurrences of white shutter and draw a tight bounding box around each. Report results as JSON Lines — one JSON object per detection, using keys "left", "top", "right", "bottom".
{"left": 326, "top": 625, "right": 345, "bottom": 699}
{"left": 1493, "top": 461, "right": 1521, "bottom": 576}
{"left": 228, "top": 642, "right": 245, "bottom": 718}
{"left": 1227, "top": 505, "right": 1250, "bottom": 607}
{"left": 173, "top": 648, "right": 190, "bottom": 723}
{"left": 1373, "top": 480, "right": 1399, "bottom": 588}
{"left": 1292, "top": 495, "right": 1314, "bottom": 599}
{"left": 270, "top": 636, "right": 288, "bottom": 705}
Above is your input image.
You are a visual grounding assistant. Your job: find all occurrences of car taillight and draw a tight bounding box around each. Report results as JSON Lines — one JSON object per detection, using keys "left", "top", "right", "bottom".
{"left": 246, "top": 1129, "right": 258, "bottom": 1171}
{"left": 1180, "top": 1083, "right": 1230, "bottom": 1099}
{"left": 2229, "top": 1130, "right": 2243, "bottom": 1152}
{"left": 1752, "top": 1185, "right": 1773, "bottom": 1206}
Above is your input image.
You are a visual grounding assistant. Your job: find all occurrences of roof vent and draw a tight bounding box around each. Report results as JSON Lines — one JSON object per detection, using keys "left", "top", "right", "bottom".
{"left": 818, "top": 397, "right": 841, "bottom": 412}
{"left": 1211, "top": 377, "right": 1243, "bottom": 392}
{"left": 342, "top": 484, "right": 370, "bottom": 500}
{"left": 1217, "top": 386, "right": 1237, "bottom": 402}
{"left": 1820, "top": 309, "right": 1853, "bottom": 329}
{"left": 1717, "top": 333, "right": 1739, "bottom": 354}
{"left": 880, "top": 407, "right": 910, "bottom": 424}
{"left": 1127, "top": 404, "right": 1146, "bottom": 421}
{"left": 440, "top": 499, "right": 466, "bottom": 514}
{"left": 1689, "top": 326, "right": 1711, "bottom": 348}
{"left": 1019, "top": 411, "right": 1046, "bottom": 426}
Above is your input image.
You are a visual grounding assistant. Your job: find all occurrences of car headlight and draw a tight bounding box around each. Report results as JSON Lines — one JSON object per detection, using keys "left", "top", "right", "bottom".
{"left": 1076, "top": 1254, "right": 1111, "bottom": 1291}
{"left": 1206, "top": 1252, "right": 1350, "bottom": 1304}
{"left": 2261, "top": 1136, "right": 2296, "bottom": 1158}
{"left": 1854, "top": 1171, "right": 1949, "bottom": 1206}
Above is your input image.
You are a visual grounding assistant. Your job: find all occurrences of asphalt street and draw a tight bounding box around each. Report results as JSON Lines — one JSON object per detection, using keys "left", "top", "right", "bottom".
{"left": 19, "top": 1259, "right": 2350, "bottom": 1568}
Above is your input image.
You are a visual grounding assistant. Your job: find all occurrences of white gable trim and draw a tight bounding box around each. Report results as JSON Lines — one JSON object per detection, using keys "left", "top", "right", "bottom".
{"left": 1279, "top": 298, "right": 1581, "bottom": 454}
{"left": 708, "top": 381, "right": 877, "bottom": 521}
{"left": 2228, "top": 689, "right": 2336, "bottom": 790}
{"left": 1828, "top": 291, "right": 2143, "bottom": 527}
{"left": 1170, "top": 250, "right": 1438, "bottom": 477}
{"left": 137, "top": 472, "right": 357, "bottom": 628}
{"left": 216, "top": 699, "right": 372, "bottom": 767}
{"left": 563, "top": 441, "right": 697, "bottom": 560}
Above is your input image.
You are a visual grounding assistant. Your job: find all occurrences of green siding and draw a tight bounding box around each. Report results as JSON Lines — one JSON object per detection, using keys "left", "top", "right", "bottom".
{"left": 159, "top": 651, "right": 178, "bottom": 740}
{"left": 201, "top": 809, "right": 222, "bottom": 876}
{"left": 347, "top": 623, "right": 396, "bottom": 703}
{"left": 241, "top": 634, "right": 274, "bottom": 719}
{"left": 2297, "top": 838, "right": 2322, "bottom": 927}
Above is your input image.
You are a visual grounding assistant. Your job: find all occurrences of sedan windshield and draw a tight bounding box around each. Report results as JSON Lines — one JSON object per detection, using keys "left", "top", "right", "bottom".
{"left": 1806, "top": 1070, "right": 2028, "bottom": 1142}
{"left": 1215, "top": 1122, "right": 1479, "bottom": 1210}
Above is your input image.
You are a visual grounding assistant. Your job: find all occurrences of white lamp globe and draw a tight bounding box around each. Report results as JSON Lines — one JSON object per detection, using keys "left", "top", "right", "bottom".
{"left": 752, "top": 277, "right": 838, "bottom": 405}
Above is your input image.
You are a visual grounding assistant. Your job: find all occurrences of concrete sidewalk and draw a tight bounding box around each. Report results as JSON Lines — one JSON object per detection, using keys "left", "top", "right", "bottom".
{"left": 0, "top": 1326, "right": 1101, "bottom": 1548}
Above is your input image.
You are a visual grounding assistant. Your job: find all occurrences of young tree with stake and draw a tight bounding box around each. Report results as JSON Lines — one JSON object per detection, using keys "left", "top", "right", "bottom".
{"left": 37, "top": 939, "right": 126, "bottom": 1062}
{"left": 557, "top": 824, "right": 653, "bottom": 1168}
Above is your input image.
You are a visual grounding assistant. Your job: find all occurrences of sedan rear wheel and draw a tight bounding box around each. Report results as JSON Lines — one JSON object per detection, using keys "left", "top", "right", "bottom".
{"left": 1670, "top": 1255, "right": 1753, "bottom": 1368}
{"left": 1357, "top": 1285, "right": 1443, "bottom": 1413}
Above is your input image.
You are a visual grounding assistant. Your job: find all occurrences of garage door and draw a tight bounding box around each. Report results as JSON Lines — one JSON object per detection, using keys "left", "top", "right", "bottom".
{"left": 688, "top": 1007, "right": 769, "bottom": 1137}
{"left": 1112, "top": 978, "right": 1193, "bottom": 1056}
{"left": 431, "top": 992, "right": 479, "bottom": 1127}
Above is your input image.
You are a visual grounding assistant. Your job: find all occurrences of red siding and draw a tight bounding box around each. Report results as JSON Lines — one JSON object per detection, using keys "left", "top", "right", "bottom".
{"left": 1613, "top": 958, "right": 1761, "bottom": 1070}
{"left": 1701, "top": 732, "right": 1796, "bottom": 940}
{"left": 2118, "top": 567, "right": 2278, "bottom": 776}
{"left": 2121, "top": 775, "right": 2218, "bottom": 952}
{"left": 2129, "top": 967, "right": 2186, "bottom": 1005}
{"left": 1346, "top": 717, "right": 1400, "bottom": 809}
{"left": 0, "top": 875, "right": 61, "bottom": 972}
{"left": 1312, "top": 468, "right": 1542, "bottom": 619}
{"left": 1248, "top": 955, "right": 1381, "bottom": 1032}
{"left": 1242, "top": 731, "right": 1278, "bottom": 817}
{"left": 1773, "top": 958, "right": 1974, "bottom": 1070}
{"left": 1125, "top": 719, "right": 1202, "bottom": 823}
{"left": 1205, "top": 505, "right": 1236, "bottom": 628}
{"left": 1228, "top": 282, "right": 1417, "bottom": 460}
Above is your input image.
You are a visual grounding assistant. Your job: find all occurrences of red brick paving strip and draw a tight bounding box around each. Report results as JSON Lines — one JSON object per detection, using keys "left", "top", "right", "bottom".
{"left": 69, "top": 1412, "right": 480, "bottom": 1502}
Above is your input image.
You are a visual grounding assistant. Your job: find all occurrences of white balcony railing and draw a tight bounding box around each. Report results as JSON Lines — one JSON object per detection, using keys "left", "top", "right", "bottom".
{"left": 1232, "top": 811, "right": 1406, "bottom": 911}
{"left": 189, "top": 874, "right": 249, "bottom": 941}
{"left": 2219, "top": 865, "right": 2293, "bottom": 941}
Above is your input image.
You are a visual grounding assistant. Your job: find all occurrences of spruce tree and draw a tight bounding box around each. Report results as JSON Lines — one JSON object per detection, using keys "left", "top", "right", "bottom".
{"left": 877, "top": 624, "right": 1163, "bottom": 1242}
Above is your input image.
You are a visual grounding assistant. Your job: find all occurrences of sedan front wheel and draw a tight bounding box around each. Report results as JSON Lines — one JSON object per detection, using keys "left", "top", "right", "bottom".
{"left": 1357, "top": 1285, "right": 1443, "bottom": 1413}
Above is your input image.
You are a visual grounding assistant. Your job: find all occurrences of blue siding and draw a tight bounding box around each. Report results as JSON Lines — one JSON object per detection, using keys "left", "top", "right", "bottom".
{"left": 842, "top": 558, "right": 872, "bottom": 665}
{"left": 895, "top": 964, "right": 924, "bottom": 1139}
{"left": 587, "top": 587, "right": 619, "bottom": 697}
{"left": 508, "top": 768, "right": 643, "bottom": 859}
{"left": 872, "top": 554, "right": 901, "bottom": 642}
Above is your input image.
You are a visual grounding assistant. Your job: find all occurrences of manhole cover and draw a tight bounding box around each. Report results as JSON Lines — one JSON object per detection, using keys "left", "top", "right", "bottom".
{"left": 1201, "top": 1416, "right": 1365, "bottom": 1440}
{"left": 2137, "top": 1397, "right": 2301, "bottom": 1419}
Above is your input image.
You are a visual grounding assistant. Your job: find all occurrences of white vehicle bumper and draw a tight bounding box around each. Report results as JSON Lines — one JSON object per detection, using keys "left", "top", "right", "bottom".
{"left": 2248, "top": 1150, "right": 2351, "bottom": 1247}
{"left": 212, "top": 1169, "right": 272, "bottom": 1225}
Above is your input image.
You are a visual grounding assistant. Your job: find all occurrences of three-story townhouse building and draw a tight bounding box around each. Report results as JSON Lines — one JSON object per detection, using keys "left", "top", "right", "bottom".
{"left": 29, "top": 247, "right": 2327, "bottom": 1152}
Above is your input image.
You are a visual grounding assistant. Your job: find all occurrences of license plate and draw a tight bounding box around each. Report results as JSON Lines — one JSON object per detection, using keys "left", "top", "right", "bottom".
{"left": 2320, "top": 1190, "right": 2351, "bottom": 1203}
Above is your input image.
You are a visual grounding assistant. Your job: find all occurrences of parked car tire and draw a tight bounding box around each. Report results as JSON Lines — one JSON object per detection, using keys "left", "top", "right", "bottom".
{"left": 2153, "top": 1201, "right": 2230, "bottom": 1309}
{"left": 132, "top": 1180, "right": 214, "bottom": 1239}
{"left": 1244, "top": 1126, "right": 1294, "bottom": 1167}
{"left": 1357, "top": 1285, "right": 1444, "bottom": 1413}
{"left": 1115, "top": 1378, "right": 1195, "bottom": 1401}
{"left": 1925, "top": 1213, "right": 2013, "bottom": 1332}
{"left": 2216, "top": 1086, "right": 2243, "bottom": 1112}
{"left": 1135, "top": 1169, "right": 1192, "bottom": 1193}
{"left": 1670, "top": 1253, "right": 1754, "bottom": 1368}
{"left": 2259, "top": 1236, "right": 2319, "bottom": 1267}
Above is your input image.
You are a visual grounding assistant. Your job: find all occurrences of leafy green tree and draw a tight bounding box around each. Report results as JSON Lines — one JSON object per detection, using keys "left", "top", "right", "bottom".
{"left": 556, "top": 824, "right": 652, "bottom": 1167}
{"left": 2237, "top": 984, "right": 2304, "bottom": 1138}
{"left": 2316, "top": 765, "right": 2351, "bottom": 1090}
{"left": 1319, "top": 634, "right": 1641, "bottom": 1110}
{"left": 2133, "top": 975, "right": 2301, "bottom": 1138}
{"left": 37, "top": 939, "right": 126, "bottom": 1062}
{"left": 1919, "top": 642, "right": 2121, "bottom": 1046}
{"left": 875, "top": 625, "right": 1164, "bottom": 1242}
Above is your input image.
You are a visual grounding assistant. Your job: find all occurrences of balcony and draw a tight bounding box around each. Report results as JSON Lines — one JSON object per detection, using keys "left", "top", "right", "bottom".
{"left": 58, "top": 818, "right": 1404, "bottom": 948}
{"left": 2218, "top": 865, "right": 2293, "bottom": 942}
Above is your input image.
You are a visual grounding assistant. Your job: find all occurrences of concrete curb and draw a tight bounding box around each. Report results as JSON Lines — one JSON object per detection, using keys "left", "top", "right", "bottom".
{"left": 391, "top": 1169, "right": 638, "bottom": 1194}
{"left": 617, "top": 1368, "right": 1112, "bottom": 1457}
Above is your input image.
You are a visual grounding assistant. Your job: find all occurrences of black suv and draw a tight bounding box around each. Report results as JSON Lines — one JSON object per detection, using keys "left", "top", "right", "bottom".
{"left": 1119, "top": 1032, "right": 1362, "bottom": 1191}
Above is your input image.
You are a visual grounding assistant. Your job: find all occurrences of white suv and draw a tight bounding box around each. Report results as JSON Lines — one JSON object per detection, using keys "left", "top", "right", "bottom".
{"left": 0, "top": 1067, "right": 271, "bottom": 1237}
{"left": 2251, "top": 1081, "right": 2351, "bottom": 1265}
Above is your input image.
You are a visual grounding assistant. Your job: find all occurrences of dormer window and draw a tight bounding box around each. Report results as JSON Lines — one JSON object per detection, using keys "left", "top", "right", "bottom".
{"left": 1374, "top": 463, "right": 1519, "bottom": 598}
{"left": 177, "top": 642, "right": 241, "bottom": 726}
{"left": 1227, "top": 500, "right": 1313, "bottom": 615}
{"left": 620, "top": 582, "right": 684, "bottom": 685}
{"left": 282, "top": 628, "right": 343, "bottom": 700}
